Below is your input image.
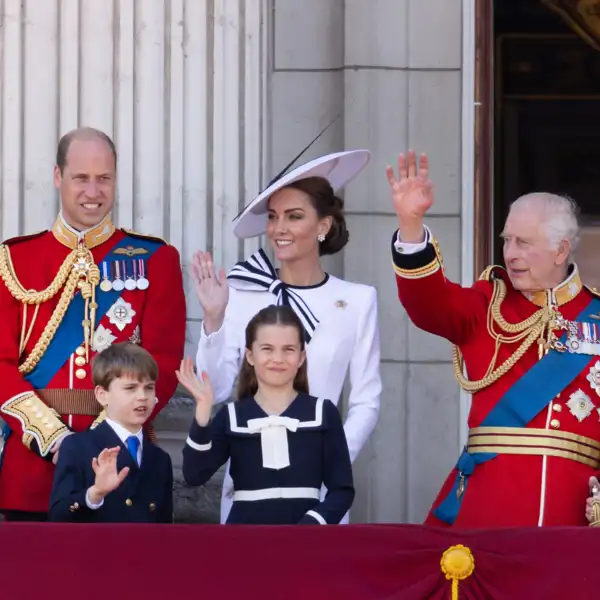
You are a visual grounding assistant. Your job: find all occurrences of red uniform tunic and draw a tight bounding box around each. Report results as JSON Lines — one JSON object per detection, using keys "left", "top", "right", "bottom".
{"left": 392, "top": 229, "right": 600, "bottom": 528}
{"left": 0, "top": 215, "right": 186, "bottom": 513}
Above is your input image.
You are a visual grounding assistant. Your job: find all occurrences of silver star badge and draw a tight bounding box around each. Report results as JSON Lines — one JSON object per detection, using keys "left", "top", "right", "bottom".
{"left": 567, "top": 389, "right": 595, "bottom": 422}
{"left": 587, "top": 361, "right": 600, "bottom": 396}
{"left": 92, "top": 325, "right": 117, "bottom": 353}
{"left": 106, "top": 297, "right": 136, "bottom": 332}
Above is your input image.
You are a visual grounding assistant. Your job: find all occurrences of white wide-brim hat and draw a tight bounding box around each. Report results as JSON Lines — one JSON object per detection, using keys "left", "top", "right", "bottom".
{"left": 232, "top": 149, "right": 371, "bottom": 239}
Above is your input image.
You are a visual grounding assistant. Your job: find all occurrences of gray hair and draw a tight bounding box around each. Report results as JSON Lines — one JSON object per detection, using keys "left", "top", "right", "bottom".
{"left": 509, "top": 192, "right": 580, "bottom": 253}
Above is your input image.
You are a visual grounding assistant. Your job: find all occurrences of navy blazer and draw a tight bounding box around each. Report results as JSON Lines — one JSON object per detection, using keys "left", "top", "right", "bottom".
{"left": 48, "top": 421, "right": 173, "bottom": 523}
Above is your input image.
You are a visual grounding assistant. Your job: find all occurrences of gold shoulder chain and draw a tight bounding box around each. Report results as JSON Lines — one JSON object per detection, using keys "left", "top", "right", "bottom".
{"left": 0, "top": 244, "right": 77, "bottom": 304}
{"left": 452, "top": 279, "right": 553, "bottom": 392}
{"left": 0, "top": 244, "right": 99, "bottom": 374}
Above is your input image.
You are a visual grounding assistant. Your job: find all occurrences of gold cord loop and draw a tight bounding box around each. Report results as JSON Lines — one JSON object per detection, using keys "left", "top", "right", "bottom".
{"left": 453, "top": 278, "right": 560, "bottom": 393}
{"left": 0, "top": 243, "right": 99, "bottom": 373}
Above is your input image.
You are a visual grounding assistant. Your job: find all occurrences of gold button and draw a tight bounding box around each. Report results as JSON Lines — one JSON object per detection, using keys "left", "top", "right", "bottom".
{"left": 75, "top": 368, "right": 87, "bottom": 379}
{"left": 75, "top": 356, "right": 87, "bottom": 367}
{"left": 149, "top": 503, "right": 156, "bottom": 512}
{"left": 550, "top": 419, "right": 560, "bottom": 429}
{"left": 75, "top": 346, "right": 86, "bottom": 356}
{"left": 553, "top": 404, "right": 562, "bottom": 412}
{"left": 126, "top": 498, "right": 133, "bottom": 507}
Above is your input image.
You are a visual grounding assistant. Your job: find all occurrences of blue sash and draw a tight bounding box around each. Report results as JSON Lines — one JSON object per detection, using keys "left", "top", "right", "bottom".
{"left": 434, "top": 296, "right": 600, "bottom": 524}
{"left": 24, "top": 235, "right": 162, "bottom": 389}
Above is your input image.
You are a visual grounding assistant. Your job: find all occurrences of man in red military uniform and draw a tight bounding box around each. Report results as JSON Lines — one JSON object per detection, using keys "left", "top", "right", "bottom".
{"left": 0, "top": 127, "right": 186, "bottom": 521}
{"left": 387, "top": 150, "right": 600, "bottom": 528}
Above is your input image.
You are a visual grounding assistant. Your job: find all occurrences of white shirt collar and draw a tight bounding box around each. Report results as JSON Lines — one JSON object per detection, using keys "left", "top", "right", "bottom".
{"left": 105, "top": 417, "right": 143, "bottom": 448}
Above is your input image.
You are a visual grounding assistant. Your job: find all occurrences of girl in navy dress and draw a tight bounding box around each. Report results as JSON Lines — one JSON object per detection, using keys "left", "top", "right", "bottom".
{"left": 177, "top": 305, "right": 354, "bottom": 525}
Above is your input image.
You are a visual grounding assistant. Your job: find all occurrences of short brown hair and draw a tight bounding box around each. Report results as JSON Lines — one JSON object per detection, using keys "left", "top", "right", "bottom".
{"left": 235, "top": 305, "right": 309, "bottom": 400}
{"left": 92, "top": 342, "right": 158, "bottom": 390}
{"left": 56, "top": 127, "right": 117, "bottom": 174}
{"left": 286, "top": 176, "right": 349, "bottom": 256}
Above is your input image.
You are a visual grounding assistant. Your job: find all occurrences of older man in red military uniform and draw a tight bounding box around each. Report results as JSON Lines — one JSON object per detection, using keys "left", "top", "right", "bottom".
{"left": 387, "top": 150, "right": 600, "bottom": 528}
{"left": 0, "top": 127, "right": 186, "bottom": 521}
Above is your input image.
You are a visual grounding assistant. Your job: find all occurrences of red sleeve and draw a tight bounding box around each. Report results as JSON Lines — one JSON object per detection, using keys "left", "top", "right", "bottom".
{"left": 0, "top": 249, "right": 69, "bottom": 457}
{"left": 142, "top": 243, "right": 186, "bottom": 419}
{"left": 390, "top": 230, "right": 490, "bottom": 347}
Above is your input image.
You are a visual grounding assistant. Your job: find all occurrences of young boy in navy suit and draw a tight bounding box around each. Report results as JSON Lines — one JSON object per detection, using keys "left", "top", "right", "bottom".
{"left": 49, "top": 343, "right": 174, "bottom": 523}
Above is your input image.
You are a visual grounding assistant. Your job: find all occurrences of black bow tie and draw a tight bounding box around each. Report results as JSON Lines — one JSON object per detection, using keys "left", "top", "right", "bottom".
{"left": 227, "top": 249, "right": 319, "bottom": 343}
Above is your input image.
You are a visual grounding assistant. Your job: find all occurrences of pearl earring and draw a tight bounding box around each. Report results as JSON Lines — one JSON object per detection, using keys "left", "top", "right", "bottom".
{"left": 317, "top": 233, "right": 326, "bottom": 243}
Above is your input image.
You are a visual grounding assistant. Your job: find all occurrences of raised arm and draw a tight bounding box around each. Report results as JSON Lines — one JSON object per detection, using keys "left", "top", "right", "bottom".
{"left": 182, "top": 407, "right": 230, "bottom": 487}
{"left": 387, "top": 151, "right": 489, "bottom": 346}
{"left": 192, "top": 251, "right": 241, "bottom": 403}
{"left": 177, "top": 360, "right": 230, "bottom": 486}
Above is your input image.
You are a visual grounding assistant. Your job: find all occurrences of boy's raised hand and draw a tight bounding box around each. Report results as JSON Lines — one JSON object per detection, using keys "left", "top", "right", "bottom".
{"left": 87, "top": 447, "right": 130, "bottom": 505}
{"left": 176, "top": 358, "right": 214, "bottom": 426}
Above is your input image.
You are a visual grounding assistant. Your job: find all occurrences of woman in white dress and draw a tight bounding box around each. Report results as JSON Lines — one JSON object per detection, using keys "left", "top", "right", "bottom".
{"left": 192, "top": 150, "right": 382, "bottom": 523}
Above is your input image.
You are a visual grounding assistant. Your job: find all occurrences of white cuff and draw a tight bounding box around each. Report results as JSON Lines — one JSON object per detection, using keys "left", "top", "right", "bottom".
{"left": 85, "top": 488, "right": 104, "bottom": 510}
{"left": 393, "top": 226, "right": 431, "bottom": 255}
{"left": 186, "top": 436, "right": 212, "bottom": 452}
{"left": 305, "top": 509, "right": 327, "bottom": 525}
{"left": 200, "top": 321, "right": 224, "bottom": 343}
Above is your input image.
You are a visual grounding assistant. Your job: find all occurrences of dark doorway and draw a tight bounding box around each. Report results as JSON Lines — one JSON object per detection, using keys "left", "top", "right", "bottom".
{"left": 493, "top": 0, "right": 600, "bottom": 287}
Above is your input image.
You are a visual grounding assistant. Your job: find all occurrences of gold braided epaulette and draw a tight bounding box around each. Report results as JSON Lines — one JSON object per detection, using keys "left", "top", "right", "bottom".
{"left": 478, "top": 265, "right": 506, "bottom": 282}
{"left": 121, "top": 228, "right": 167, "bottom": 245}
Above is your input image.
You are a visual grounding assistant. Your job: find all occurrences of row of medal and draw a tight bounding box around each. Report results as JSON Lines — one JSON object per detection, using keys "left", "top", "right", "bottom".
{"left": 563, "top": 320, "right": 600, "bottom": 355}
{"left": 567, "top": 321, "right": 600, "bottom": 344}
{"left": 99, "top": 259, "right": 150, "bottom": 292}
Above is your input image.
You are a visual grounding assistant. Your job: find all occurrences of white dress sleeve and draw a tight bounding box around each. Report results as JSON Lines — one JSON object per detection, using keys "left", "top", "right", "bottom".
{"left": 343, "top": 286, "right": 382, "bottom": 463}
{"left": 195, "top": 287, "right": 243, "bottom": 404}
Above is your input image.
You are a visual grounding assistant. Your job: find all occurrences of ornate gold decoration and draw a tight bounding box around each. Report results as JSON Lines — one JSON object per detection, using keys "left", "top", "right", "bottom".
{"left": 452, "top": 277, "right": 563, "bottom": 392}
{"left": 1, "top": 392, "right": 68, "bottom": 456}
{"left": 113, "top": 245, "right": 148, "bottom": 257}
{"left": 52, "top": 214, "right": 115, "bottom": 250}
{"left": 525, "top": 266, "right": 582, "bottom": 307}
{"left": 441, "top": 545, "right": 475, "bottom": 600}
{"left": 0, "top": 242, "right": 101, "bottom": 372}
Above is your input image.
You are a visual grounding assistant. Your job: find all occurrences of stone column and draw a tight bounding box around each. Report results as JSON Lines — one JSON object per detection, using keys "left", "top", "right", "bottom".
{"left": 343, "top": 0, "right": 465, "bottom": 523}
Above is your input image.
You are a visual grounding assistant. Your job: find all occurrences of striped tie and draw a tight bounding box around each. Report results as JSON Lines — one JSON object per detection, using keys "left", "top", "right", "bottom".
{"left": 227, "top": 249, "right": 319, "bottom": 343}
